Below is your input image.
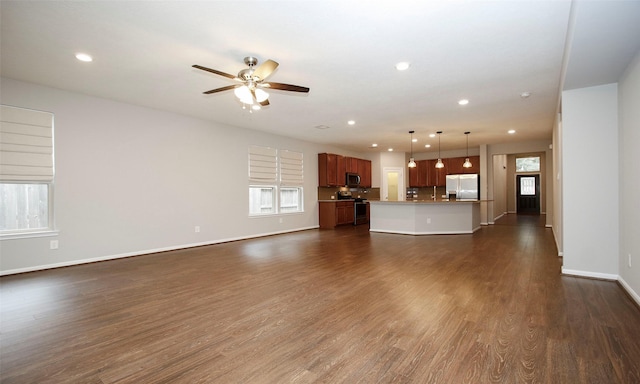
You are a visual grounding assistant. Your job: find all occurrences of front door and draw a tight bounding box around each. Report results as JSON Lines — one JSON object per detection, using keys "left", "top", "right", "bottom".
{"left": 516, "top": 174, "right": 540, "bottom": 214}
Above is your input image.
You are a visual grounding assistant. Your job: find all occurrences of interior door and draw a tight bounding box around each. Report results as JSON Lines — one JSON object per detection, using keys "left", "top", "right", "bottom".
{"left": 382, "top": 167, "right": 404, "bottom": 201}
{"left": 516, "top": 174, "right": 540, "bottom": 214}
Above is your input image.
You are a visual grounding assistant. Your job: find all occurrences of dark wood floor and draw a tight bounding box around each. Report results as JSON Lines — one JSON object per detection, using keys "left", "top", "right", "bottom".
{"left": 2, "top": 214, "right": 639, "bottom": 383}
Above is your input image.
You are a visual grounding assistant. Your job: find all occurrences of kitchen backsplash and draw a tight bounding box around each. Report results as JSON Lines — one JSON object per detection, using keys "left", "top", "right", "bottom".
{"left": 318, "top": 187, "right": 380, "bottom": 200}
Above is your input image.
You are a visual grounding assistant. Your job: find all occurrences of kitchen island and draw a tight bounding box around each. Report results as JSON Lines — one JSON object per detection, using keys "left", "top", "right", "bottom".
{"left": 369, "top": 200, "right": 481, "bottom": 235}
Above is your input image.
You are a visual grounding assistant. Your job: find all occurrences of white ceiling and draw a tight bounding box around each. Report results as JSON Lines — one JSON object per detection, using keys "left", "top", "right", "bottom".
{"left": 1, "top": 1, "right": 638, "bottom": 154}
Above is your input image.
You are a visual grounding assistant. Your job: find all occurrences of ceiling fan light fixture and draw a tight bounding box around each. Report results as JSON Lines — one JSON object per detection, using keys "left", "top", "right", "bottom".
{"left": 234, "top": 85, "right": 253, "bottom": 104}
{"left": 254, "top": 88, "right": 269, "bottom": 102}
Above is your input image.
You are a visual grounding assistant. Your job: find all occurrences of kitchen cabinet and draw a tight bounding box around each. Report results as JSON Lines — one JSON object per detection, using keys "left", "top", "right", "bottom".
{"left": 427, "top": 158, "right": 448, "bottom": 187}
{"left": 408, "top": 160, "right": 429, "bottom": 187}
{"left": 447, "top": 156, "right": 480, "bottom": 175}
{"left": 318, "top": 153, "right": 371, "bottom": 188}
{"left": 318, "top": 153, "right": 345, "bottom": 187}
{"left": 462, "top": 156, "right": 480, "bottom": 174}
{"left": 319, "top": 201, "right": 354, "bottom": 228}
{"left": 345, "top": 157, "right": 359, "bottom": 173}
{"left": 358, "top": 158, "right": 372, "bottom": 187}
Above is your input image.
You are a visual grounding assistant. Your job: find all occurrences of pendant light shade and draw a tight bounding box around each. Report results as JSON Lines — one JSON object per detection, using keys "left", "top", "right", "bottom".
{"left": 463, "top": 131, "right": 472, "bottom": 168}
{"left": 435, "top": 131, "right": 444, "bottom": 168}
{"left": 408, "top": 130, "right": 416, "bottom": 168}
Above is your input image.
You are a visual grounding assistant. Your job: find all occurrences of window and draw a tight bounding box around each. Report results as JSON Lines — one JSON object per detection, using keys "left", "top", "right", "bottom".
{"left": 520, "top": 177, "right": 536, "bottom": 196}
{"left": 248, "top": 146, "right": 303, "bottom": 216}
{"left": 516, "top": 156, "right": 540, "bottom": 172}
{"left": 0, "top": 105, "right": 55, "bottom": 237}
{"left": 249, "top": 186, "right": 275, "bottom": 215}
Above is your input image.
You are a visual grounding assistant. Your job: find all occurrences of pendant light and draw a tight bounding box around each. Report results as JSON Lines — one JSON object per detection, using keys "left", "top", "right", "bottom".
{"left": 408, "top": 130, "right": 416, "bottom": 168}
{"left": 463, "top": 131, "right": 472, "bottom": 168}
{"left": 435, "top": 131, "right": 444, "bottom": 168}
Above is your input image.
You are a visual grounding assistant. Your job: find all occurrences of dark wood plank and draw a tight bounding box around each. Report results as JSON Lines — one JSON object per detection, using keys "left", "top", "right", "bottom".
{"left": 1, "top": 214, "right": 639, "bottom": 383}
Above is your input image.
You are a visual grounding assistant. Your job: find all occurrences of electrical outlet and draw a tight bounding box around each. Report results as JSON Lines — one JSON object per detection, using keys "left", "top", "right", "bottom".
{"left": 195, "top": 226, "right": 200, "bottom": 233}
{"left": 629, "top": 253, "right": 632, "bottom": 268}
{"left": 427, "top": 218, "right": 431, "bottom": 224}
{"left": 50, "top": 240, "right": 59, "bottom": 250}
{"left": 279, "top": 218, "right": 283, "bottom": 224}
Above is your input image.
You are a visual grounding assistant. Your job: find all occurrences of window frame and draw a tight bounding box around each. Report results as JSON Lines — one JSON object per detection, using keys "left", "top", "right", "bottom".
{"left": 0, "top": 105, "right": 56, "bottom": 240}
{"left": 248, "top": 146, "right": 304, "bottom": 217}
{"left": 515, "top": 156, "right": 541, "bottom": 173}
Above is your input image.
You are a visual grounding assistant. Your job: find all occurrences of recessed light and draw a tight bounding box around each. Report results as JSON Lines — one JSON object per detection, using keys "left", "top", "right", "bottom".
{"left": 314, "top": 125, "right": 330, "bottom": 130}
{"left": 75, "top": 53, "right": 93, "bottom": 62}
{"left": 520, "top": 92, "right": 532, "bottom": 98}
{"left": 412, "top": 138, "right": 417, "bottom": 143}
{"left": 347, "top": 120, "right": 356, "bottom": 126}
{"left": 429, "top": 133, "right": 436, "bottom": 138}
{"left": 425, "top": 144, "right": 431, "bottom": 148}
{"left": 395, "top": 62, "right": 410, "bottom": 71}
{"left": 371, "top": 143, "right": 378, "bottom": 147}
{"left": 458, "top": 99, "right": 469, "bottom": 106}
{"left": 508, "top": 129, "right": 516, "bottom": 134}
{"left": 388, "top": 148, "right": 393, "bottom": 152}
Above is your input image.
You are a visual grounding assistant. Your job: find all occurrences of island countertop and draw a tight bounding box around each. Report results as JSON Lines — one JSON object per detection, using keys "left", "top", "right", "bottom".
{"left": 369, "top": 199, "right": 481, "bottom": 235}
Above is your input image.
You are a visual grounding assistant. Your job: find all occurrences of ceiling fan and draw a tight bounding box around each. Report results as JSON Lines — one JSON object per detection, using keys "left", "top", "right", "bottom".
{"left": 193, "top": 56, "right": 309, "bottom": 108}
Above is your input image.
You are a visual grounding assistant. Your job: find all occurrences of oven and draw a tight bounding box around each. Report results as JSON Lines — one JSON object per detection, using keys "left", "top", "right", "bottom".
{"left": 354, "top": 199, "right": 368, "bottom": 225}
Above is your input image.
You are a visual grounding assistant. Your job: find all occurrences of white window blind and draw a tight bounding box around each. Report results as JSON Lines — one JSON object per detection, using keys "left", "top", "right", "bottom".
{"left": 279, "top": 150, "right": 303, "bottom": 186}
{"left": 248, "top": 145, "right": 277, "bottom": 183}
{"left": 0, "top": 105, "right": 54, "bottom": 181}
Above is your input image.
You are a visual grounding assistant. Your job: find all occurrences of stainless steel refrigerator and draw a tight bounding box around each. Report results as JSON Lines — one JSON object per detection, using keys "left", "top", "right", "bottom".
{"left": 445, "top": 174, "right": 479, "bottom": 200}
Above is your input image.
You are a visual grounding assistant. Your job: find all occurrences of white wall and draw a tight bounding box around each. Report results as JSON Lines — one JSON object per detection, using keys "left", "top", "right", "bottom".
{"left": 618, "top": 52, "right": 640, "bottom": 301}
{"left": 552, "top": 114, "right": 563, "bottom": 256}
{"left": 0, "top": 78, "right": 349, "bottom": 274}
{"left": 561, "top": 83, "right": 619, "bottom": 279}
{"left": 492, "top": 154, "right": 507, "bottom": 222}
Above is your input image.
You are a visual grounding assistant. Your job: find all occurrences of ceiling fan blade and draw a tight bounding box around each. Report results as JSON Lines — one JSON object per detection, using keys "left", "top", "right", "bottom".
{"left": 265, "top": 82, "right": 310, "bottom": 93}
{"left": 259, "top": 98, "right": 270, "bottom": 107}
{"left": 252, "top": 59, "right": 279, "bottom": 81}
{"left": 192, "top": 64, "right": 237, "bottom": 80}
{"left": 203, "top": 84, "right": 239, "bottom": 94}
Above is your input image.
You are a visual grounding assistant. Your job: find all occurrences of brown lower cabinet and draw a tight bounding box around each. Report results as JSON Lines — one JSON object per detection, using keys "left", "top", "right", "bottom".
{"left": 319, "top": 201, "right": 355, "bottom": 228}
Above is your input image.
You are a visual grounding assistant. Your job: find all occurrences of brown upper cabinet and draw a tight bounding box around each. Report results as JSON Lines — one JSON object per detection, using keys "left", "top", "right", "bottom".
{"left": 345, "top": 157, "right": 359, "bottom": 173}
{"left": 357, "top": 158, "right": 372, "bottom": 187}
{"left": 408, "top": 160, "right": 429, "bottom": 187}
{"left": 409, "top": 156, "right": 480, "bottom": 187}
{"left": 447, "top": 156, "right": 480, "bottom": 175}
{"left": 318, "top": 153, "right": 345, "bottom": 187}
{"left": 319, "top": 153, "right": 371, "bottom": 187}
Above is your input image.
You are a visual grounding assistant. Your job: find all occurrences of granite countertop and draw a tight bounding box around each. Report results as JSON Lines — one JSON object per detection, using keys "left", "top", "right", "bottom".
{"left": 370, "top": 199, "right": 480, "bottom": 204}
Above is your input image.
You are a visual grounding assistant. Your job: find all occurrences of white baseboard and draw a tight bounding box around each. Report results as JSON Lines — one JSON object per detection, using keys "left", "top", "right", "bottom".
{"left": 561, "top": 268, "right": 618, "bottom": 281}
{"left": 0, "top": 226, "right": 319, "bottom": 276}
{"left": 617, "top": 276, "right": 640, "bottom": 307}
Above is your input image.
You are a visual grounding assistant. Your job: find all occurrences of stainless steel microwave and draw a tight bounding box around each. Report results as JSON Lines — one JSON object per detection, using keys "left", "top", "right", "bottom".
{"left": 346, "top": 172, "right": 360, "bottom": 187}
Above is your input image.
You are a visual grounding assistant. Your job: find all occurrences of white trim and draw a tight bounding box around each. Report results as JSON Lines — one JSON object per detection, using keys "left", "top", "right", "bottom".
{"left": 369, "top": 227, "right": 479, "bottom": 236}
{"left": 558, "top": 251, "right": 563, "bottom": 257}
{"left": 482, "top": 222, "right": 490, "bottom": 225}
{"left": 0, "top": 226, "right": 318, "bottom": 276}
{"left": 545, "top": 224, "right": 553, "bottom": 228}
{"left": 617, "top": 276, "right": 640, "bottom": 307}
{"left": 0, "top": 229, "right": 59, "bottom": 240}
{"left": 561, "top": 268, "right": 617, "bottom": 281}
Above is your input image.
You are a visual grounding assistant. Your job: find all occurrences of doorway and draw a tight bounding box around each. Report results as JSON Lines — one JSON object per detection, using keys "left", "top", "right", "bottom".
{"left": 516, "top": 174, "right": 540, "bottom": 214}
{"left": 382, "top": 167, "right": 404, "bottom": 201}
